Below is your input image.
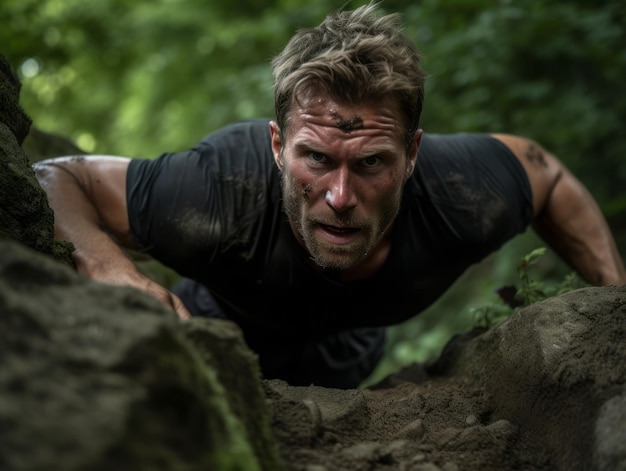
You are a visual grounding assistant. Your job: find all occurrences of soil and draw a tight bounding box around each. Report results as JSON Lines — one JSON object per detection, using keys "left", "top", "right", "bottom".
{"left": 263, "top": 287, "right": 626, "bottom": 471}
{"left": 264, "top": 347, "right": 538, "bottom": 471}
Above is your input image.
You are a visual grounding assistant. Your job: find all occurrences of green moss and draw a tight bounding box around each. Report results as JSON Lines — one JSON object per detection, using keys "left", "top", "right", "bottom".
{"left": 100, "top": 326, "right": 262, "bottom": 471}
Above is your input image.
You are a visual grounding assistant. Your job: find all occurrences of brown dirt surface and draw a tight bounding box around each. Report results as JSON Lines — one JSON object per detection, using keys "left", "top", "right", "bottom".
{"left": 265, "top": 359, "right": 534, "bottom": 471}
{"left": 264, "top": 287, "right": 626, "bottom": 471}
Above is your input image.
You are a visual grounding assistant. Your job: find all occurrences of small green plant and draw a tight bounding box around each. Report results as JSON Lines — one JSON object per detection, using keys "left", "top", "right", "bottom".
{"left": 516, "top": 247, "right": 549, "bottom": 306}
{"left": 471, "top": 247, "right": 587, "bottom": 329}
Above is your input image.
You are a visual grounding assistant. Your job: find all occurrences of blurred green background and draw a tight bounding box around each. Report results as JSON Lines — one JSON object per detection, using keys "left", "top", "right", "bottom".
{"left": 4, "top": 0, "right": 625, "bottom": 382}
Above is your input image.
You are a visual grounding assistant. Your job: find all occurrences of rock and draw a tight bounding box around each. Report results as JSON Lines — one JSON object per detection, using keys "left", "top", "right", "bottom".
{"left": 0, "top": 55, "right": 73, "bottom": 267}
{"left": 442, "top": 285, "right": 626, "bottom": 471}
{"left": 182, "top": 318, "right": 285, "bottom": 470}
{"left": 0, "top": 55, "right": 31, "bottom": 145}
{"left": 0, "top": 53, "right": 284, "bottom": 471}
{"left": 0, "top": 239, "right": 283, "bottom": 471}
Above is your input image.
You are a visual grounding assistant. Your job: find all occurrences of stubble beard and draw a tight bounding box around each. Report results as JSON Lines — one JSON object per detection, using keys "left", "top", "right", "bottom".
{"left": 281, "top": 172, "right": 402, "bottom": 272}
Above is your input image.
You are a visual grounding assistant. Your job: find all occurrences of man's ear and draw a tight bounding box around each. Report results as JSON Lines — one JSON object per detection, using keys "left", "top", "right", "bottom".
{"left": 269, "top": 121, "right": 283, "bottom": 170}
{"left": 406, "top": 129, "right": 423, "bottom": 178}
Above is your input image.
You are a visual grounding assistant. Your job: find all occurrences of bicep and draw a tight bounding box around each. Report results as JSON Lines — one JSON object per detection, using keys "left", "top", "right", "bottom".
{"left": 490, "top": 134, "right": 563, "bottom": 217}
{"left": 35, "top": 155, "right": 133, "bottom": 246}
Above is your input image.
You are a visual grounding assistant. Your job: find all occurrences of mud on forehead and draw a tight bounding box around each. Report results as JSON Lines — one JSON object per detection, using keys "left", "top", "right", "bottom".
{"left": 330, "top": 110, "right": 364, "bottom": 133}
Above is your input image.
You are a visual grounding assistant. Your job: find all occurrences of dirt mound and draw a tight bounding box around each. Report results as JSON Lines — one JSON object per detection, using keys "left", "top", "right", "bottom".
{"left": 266, "top": 286, "right": 626, "bottom": 470}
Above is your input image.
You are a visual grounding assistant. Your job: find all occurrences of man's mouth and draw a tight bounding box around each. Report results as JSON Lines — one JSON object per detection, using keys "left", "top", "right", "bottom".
{"left": 320, "top": 223, "right": 358, "bottom": 235}
{"left": 317, "top": 223, "right": 360, "bottom": 244}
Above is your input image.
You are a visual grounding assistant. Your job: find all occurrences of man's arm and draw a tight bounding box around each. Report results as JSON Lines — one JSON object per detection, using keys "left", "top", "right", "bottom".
{"left": 492, "top": 134, "right": 626, "bottom": 286}
{"left": 34, "top": 156, "right": 191, "bottom": 318}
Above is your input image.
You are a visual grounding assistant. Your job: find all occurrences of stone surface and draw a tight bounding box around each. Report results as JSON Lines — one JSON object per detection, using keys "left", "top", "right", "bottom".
{"left": 0, "top": 53, "right": 283, "bottom": 471}
{"left": 182, "top": 318, "right": 285, "bottom": 470}
{"left": 0, "top": 239, "right": 284, "bottom": 471}
{"left": 0, "top": 55, "right": 73, "bottom": 267}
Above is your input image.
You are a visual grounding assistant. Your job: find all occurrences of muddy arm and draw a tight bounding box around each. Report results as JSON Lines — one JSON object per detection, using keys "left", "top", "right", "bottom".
{"left": 34, "top": 156, "right": 191, "bottom": 318}
{"left": 492, "top": 134, "right": 626, "bottom": 286}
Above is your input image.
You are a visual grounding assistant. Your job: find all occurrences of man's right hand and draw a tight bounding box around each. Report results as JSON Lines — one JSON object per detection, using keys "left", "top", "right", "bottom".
{"left": 97, "top": 268, "right": 192, "bottom": 320}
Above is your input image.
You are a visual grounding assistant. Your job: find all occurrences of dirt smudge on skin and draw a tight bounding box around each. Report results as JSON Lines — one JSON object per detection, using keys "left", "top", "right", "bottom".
{"left": 331, "top": 110, "right": 364, "bottom": 133}
{"left": 526, "top": 143, "right": 548, "bottom": 168}
{"left": 303, "top": 184, "right": 312, "bottom": 200}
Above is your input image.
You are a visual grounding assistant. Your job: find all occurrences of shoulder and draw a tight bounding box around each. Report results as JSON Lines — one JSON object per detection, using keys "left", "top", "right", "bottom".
{"left": 194, "top": 118, "right": 273, "bottom": 151}
{"left": 488, "top": 133, "right": 547, "bottom": 165}
{"left": 408, "top": 132, "right": 534, "bottom": 244}
{"left": 489, "top": 133, "right": 564, "bottom": 215}
{"left": 126, "top": 119, "right": 280, "bottom": 271}
{"left": 416, "top": 132, "right": 527, "bottom": 190}
{"left": 419, "top": 132, "right": 516, "bottom": 164}
{"left": 129, "top": 118, "right": 274, "bottom": 181}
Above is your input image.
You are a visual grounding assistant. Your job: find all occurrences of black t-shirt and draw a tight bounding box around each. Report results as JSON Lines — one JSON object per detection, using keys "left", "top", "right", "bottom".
{"left": 127, "top": 119, "right": 532, "bottom": 336}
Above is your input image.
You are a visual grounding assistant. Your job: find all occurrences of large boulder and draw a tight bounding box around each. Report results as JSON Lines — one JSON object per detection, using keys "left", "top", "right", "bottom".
{"left": 0, "top": 55, "right": 73, "bottom": 267}
{"left": 0, "top": 239, "right": 284, "bottom": 471}
{"left": 0, "top": 53, "right": 283, "bottom": 471}
{"left": 448, "top": 285, "right": 626, "bottom": 471}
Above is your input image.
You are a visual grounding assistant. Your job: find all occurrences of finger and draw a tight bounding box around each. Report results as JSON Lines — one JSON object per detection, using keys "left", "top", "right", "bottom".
{"left": 168, "top": 292, "right": 191, "bottom": 320}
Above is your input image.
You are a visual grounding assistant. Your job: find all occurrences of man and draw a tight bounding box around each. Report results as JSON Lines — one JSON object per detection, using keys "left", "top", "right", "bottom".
{"left": 35, "top": 3, "right": 625, "bottom": 388}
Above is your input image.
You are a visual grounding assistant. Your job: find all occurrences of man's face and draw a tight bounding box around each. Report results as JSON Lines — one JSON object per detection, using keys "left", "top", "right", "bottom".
{"left": 270, "top": 92, "right": 420, "bottom": 274}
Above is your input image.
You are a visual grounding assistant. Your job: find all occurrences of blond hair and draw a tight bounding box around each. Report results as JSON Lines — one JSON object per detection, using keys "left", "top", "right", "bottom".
{"left": 271, "top": 2, "right": 425, "bottom": 146}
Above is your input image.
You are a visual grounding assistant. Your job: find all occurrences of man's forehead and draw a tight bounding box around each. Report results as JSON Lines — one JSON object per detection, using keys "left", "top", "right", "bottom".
{"left": 331, "top": 111, "right": 364, "bottom": 133}
{"left": 286, "top": 93, "right": 404, "bottom": 137}
{"left": 296, "top": 86, "right": 400, "bottom": 116}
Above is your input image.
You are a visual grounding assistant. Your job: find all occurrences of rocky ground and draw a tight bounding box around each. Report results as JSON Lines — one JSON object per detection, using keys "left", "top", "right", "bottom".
{"left": 2, "top": 237, "right": 625, "bottom": 471}
{"left": 264, "top": 284, "right": 626, "bottom": 471}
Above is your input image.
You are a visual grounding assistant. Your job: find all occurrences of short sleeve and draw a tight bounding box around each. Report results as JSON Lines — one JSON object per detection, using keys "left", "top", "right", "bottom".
{"left": 126, "top": 119, "right": 277, "bottom": 278}
{"left": 412, "top": 133, "right": 533, "bottom": 256}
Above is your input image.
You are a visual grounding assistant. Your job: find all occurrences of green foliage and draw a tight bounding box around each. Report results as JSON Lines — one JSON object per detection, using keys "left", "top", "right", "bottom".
{"left": 402, "top": 0, "right": 626, "bottom": 206}
{"left": 3, "top": 0, "right": 371, "bottom": 158}
{"left": 5, "top": 0, "right": 624, "bottom": 242}
{"left": 471, "top": 247, "right": 588, "bottom": 329}
{"left": 516, "top": 247, "right": 550, "bottom": 306}
{"left": 5, "top": 0, "right": 625, "bottom": 227}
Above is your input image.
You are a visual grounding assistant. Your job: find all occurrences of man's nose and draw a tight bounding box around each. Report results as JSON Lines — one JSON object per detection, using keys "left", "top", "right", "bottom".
{"left": 325, "top": 167, "right": 357, "bottom": 212}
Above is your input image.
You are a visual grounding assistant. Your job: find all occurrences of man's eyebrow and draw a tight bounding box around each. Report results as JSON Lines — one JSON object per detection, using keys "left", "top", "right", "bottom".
{"left": 293, "top": 140, "right": 397, "bottom": 158}
{"left": 293, "top": 140, "right": 323, "bottom": 150}
{"left": 292, "top": 141, "right": 329, "bottom": 157}
{"left": 358, "top": 145, "right": 397, "bottom": 157}
{"left": 352, "top": 143, "right": 399, "bottom": 159}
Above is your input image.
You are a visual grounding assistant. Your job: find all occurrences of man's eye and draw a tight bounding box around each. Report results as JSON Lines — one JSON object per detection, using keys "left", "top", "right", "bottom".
{"left": 362, "top": 155, "right": 382, "bottom": 167}
{"left": 308, "top": 152, "right": 327, "bottom": 163}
